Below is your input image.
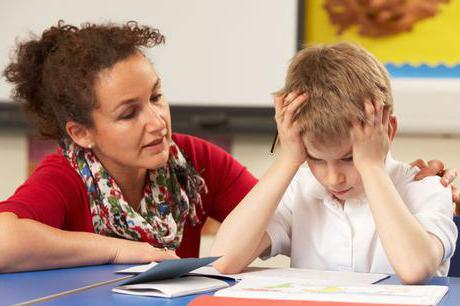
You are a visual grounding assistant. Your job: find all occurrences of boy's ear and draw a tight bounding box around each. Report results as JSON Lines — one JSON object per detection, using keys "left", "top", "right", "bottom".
{"left": 388, "top": 115, "right": 398, "bottom": 142}
{"left": 65, "top": 121, "right": 95, "bottom": 149}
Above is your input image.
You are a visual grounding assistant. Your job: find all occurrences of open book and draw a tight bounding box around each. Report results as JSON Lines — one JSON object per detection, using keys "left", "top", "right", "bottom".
{"left": 112, "top": 257, "right": 228, "bottom": 298}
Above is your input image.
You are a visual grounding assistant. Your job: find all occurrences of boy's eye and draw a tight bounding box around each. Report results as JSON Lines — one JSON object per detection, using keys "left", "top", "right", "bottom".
{"left": 150, "top": 94, "right": 163, "bottom": 103}
{"left": 341, "top": 156, "right": 353, "bottom": 162}
{"left": 308, "top": 156, "right": 324, "bottom": 163}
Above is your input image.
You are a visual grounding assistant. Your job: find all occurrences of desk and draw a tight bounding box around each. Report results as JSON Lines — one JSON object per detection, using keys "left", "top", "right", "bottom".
{"left": 4, "top": 265, "right": 460, "bottom": 306}
{"left": 0, "top": 264, "right": 131, "bottom": 305}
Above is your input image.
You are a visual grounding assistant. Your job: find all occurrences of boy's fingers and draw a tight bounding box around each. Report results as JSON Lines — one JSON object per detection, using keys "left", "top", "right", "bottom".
{"left": 274, "top": 94, "right": 287, "bottom": 123}
{"left": 284, "top": 92, "right": 300, "bottom": 106}
{"left": 350, "top": 120, "right": 363, "bottom": 139}
{"left": 274, "top": 94, "right": 284, "bottom": 111}
{"left": 364, "top": 99, "right": 375, "bottom": 127}
{"left": 382, "top": 105, "right": 391, "bottom": 127}
{"left": 284, "top": 94, "right": 308, "bottom": 126}
{"left": 374, "top": 100, "right": 383, "bottom": 126}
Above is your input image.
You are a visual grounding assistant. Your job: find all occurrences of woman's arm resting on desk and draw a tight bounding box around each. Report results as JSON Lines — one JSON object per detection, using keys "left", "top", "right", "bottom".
{"left": 0, "top": 212, "right": 178, "bottom": 273}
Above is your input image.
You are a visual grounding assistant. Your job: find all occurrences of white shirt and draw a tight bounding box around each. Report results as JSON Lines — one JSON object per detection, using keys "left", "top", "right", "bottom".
{"left": 265, "top": 155, "right": 457, "bottom": 276}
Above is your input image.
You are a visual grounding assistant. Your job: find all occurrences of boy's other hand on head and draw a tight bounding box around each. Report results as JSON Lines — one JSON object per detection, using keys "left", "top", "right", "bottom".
{"left": 351, "top": 99, "right": 391, "bottom": 173}
{"left": 274, "top": 92, "right": 308, "bottom": 167}
{"left": 411, "top": 159, "right": 459, "bottom": 211}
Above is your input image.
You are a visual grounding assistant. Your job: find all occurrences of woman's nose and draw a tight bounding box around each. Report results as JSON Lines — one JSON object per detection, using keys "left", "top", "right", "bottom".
{"left": 144, "top": 105, "right": 165, "bottom": 132}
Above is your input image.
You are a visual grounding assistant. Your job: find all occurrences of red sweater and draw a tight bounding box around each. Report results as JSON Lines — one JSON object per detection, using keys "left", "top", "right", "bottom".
{"left": 0, "top": 133, "right": 257, "bottom": 258}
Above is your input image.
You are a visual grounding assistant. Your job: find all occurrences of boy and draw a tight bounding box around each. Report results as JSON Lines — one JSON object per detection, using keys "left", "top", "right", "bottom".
{"left": 211, "top": 42, "right": 457, "bottom": 284}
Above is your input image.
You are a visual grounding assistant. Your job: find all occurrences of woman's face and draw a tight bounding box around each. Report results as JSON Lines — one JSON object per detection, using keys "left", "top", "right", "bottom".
{"left": 89, "top": 52, "right": 172, "bottom": 172}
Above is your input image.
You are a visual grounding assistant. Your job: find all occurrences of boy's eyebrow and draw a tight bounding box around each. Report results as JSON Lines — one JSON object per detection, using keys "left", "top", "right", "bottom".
{"left": 341, "top": 150, "right": 353, "bottom": 158}
{"left": 305, "top": 149, "right": 353, "bottom": 160}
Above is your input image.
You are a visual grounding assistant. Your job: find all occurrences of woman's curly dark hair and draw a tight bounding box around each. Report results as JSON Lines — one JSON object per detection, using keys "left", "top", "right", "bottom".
{"left": 3, "top": 20, "right": 165, "bottom": 139}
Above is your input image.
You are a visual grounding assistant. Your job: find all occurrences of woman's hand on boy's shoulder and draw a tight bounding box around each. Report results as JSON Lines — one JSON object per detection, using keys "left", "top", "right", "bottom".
{"left": 411, "top": 159, "right": 459, "bottom": 210}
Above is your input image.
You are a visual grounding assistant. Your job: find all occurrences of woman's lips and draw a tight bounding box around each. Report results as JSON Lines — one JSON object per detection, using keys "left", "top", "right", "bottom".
{"left": 143, "top": 136, "right": 165, "bottom": 152}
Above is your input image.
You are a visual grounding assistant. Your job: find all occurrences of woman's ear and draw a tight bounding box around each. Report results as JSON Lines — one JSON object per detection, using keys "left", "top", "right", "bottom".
{"left": 388, "top": 115, "right": 398, "bottom": 142}
{"left": 65, "top": 121, "right": 94, "bottom": 149}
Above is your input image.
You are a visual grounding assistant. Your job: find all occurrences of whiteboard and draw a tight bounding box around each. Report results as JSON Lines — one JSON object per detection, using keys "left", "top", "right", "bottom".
{"left": 0, "top": 0, "right": 298, "bottom": 107}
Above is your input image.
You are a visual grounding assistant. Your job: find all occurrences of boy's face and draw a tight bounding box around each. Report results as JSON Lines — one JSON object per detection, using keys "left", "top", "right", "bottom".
{"left": 303, "top": 137, "right": 364, "bottom": 204}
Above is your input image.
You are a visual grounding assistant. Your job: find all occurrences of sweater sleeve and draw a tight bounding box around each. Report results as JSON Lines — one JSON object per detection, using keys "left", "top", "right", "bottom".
{"left": 172, "top": 133, "right": 258, "bottom": 222}
{"left": 0, "top": 153, "right": 92, "bottom": 231}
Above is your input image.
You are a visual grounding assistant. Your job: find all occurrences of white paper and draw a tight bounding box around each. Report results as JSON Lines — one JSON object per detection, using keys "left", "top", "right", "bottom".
{"left": 118, "top": 265, "right": 388, "bottom": 285}
{"left": 112, "top": 276, "right": 228, "bottom": 298}
{"left": 215, "top": 277, "right": 448, "bottom": 305}
{"left": 190, "top": 266, "right": 388, "bottom": 285}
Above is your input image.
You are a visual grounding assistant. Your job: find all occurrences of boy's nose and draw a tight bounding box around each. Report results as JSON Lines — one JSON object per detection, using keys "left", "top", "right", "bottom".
{"left": 326, "top": 167, "right": 345, "bottom": 187}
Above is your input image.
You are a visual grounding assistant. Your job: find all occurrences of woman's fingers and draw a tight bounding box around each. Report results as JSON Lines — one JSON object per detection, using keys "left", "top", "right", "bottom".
{"left": 412, "top": 159, "right": 441, "bottom": 180}
{"left": 452, "top": 185, "right": 460, "bottom": 214}
{"left": 441, "top": 168, "right": 458, "bottom": 187}
{"left": 410, "top": 158, "right": 428, "bottom": 169}
{"left": 152, "top": 249, "right": 180, "bottom": 261}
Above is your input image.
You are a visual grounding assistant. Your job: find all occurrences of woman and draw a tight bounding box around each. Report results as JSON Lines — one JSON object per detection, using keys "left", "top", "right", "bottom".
{"left": 0, "top": 21, "right": 456, "bottom": 272}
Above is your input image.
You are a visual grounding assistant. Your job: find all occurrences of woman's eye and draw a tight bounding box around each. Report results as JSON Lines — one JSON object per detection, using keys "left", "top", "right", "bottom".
{"left": 119, "top": 109, "right": 137, "bottom": 120}
{"left": 309, "top": 157, "right": 324, "bottom": 163}
{"left": 150, "top": 94, "right": 163, "bottom": 103}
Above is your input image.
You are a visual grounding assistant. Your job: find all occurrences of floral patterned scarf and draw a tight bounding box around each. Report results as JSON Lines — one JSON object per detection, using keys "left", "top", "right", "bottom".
{"left": 61, "top": 139, "right": 207, "bottom": 250}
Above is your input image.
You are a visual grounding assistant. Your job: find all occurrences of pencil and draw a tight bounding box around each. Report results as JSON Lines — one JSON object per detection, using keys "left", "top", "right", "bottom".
{"left": 270, "top": 131, "right": 278, "bottom": 154}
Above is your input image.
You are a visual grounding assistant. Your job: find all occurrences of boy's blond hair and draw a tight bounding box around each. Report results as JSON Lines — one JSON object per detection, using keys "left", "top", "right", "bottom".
{"left": 283, "top": 42, "right": 392, "bottom": 145}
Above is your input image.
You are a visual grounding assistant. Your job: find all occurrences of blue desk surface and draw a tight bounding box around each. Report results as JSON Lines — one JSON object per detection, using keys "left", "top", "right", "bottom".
{"left": 0, "top": 264, "right": 131, "bottom": 305}
{"left": 4, "top": 265, "right": 460, "bottom": 306}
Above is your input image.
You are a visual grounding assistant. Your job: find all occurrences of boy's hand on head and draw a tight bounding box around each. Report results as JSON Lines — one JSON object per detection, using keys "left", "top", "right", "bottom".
{"left": 351, "top": 99, "right": 390, "bottom": 172}
{"left": 274, "top": 92, "right": 308, "bottom": 167}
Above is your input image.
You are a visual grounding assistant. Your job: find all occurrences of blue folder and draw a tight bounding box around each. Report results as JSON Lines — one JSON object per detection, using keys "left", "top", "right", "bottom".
{"left": 120, "top": 256, "right": 220, "bottom": 285}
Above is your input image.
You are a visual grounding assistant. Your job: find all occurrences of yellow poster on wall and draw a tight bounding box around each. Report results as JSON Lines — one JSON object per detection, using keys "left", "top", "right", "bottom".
{"left": 305, "top": 0, "right": 460, "bottom": 75}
